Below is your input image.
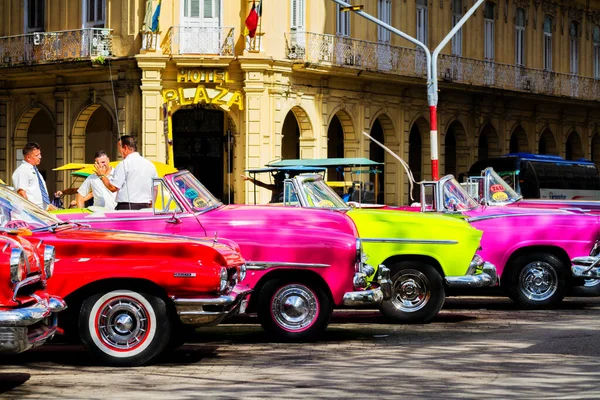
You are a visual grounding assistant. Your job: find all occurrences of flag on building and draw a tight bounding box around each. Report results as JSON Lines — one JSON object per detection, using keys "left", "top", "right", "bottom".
{"left": 256, "top": 0, "right": 263, "bottom": 18}
{"left": 151, "top": 0, "right": 162, "bottom": 33}
{"left": 244, "top": 1, "right": 259, "bottom": 38}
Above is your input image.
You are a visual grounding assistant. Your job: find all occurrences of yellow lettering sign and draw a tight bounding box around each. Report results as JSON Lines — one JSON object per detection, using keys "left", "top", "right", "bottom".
{"left": 162, "top": 85, "right": 244, "bottom": 110}
{"left": 177, "top": 68, "right": 235, "bottom": 84}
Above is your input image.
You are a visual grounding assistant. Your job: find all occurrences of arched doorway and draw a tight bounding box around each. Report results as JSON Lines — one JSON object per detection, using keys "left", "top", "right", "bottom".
{"left": 370, "top": 119, "right": 385, "bottom": 203}
{"left": 409, "top": 124, "right": 422, "bottom": 201}
{"left": 566, "top": 131, "right": 583, "bottom": 160}
{"left": 444, "top": 120, "right": 468, "bottom": 179}
{"left": 478, "top": 123, "right": 500, "bottom": 160}
{"left": 538, "top": 128, "right": 556, "bottom": 154}
{"left": 510, "top": 125, "right": 528, "bottom": 153}
{"left": 592, "top": 133, "right": 600, "bottom": 167}
{"left": 85, "top": 106, "right": 117, "bottom": 162}
{"left": 281, "top": 111, "right": 300, "bottom": 160}
{"left": 172, "top": 107, "right": 226, "bottom": 199}
{"left": 327, "top": 114, "right": 345, "bottom": 181}
{"left": 27, "top": 111, "right": 56, "bottom": 196}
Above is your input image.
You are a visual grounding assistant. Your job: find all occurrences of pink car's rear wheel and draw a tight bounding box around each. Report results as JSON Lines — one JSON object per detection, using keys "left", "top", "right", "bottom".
{"left": 258, "top": 279, "right": 332, "bottom": 340}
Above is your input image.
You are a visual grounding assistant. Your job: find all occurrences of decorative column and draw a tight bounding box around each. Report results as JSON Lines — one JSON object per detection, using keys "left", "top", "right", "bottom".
{"left": 137, "top": 57, "right": 168, "bottom": 162}
{"left": 54, "top": 87, "right": 70, "bottom": 190}
{"left": 0, "top": 94, "right": 10, "bottom": 182}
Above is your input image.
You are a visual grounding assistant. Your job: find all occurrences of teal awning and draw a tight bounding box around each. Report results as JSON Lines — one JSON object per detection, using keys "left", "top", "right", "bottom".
{"left": 267, "top": 158, "right": 383, "bottom": 168}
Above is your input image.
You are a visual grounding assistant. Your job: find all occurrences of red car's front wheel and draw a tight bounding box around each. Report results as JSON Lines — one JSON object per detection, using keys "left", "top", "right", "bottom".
{"left": 79, "top": 290, "right": 172, "bottom": 366}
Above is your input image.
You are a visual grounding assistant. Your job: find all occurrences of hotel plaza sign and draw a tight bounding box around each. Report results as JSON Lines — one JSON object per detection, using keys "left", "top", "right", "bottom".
{"left": 162, "top": 68, "right": 244, "bottom": 110}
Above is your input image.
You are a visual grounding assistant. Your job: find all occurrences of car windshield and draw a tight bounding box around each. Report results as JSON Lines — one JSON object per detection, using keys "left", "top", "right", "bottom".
{"left": 171, "top": 171, "right": 221, "bottom": 212}
{"left": 483, "top": 168, "right": 522, "bottom": 204}
{"left": 0, "top": 185, "right": 61, "bottom": 229}
{"left": 442, "top": 178, "right": 480, "bottom": 211}
{"left": 297, "top": 175, "right": 349, "bottom": 209}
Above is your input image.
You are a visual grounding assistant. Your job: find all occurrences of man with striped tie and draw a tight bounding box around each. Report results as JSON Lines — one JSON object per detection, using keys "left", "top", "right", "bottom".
{"left": 12, "top": 142, "right": 57, "bottom": 211}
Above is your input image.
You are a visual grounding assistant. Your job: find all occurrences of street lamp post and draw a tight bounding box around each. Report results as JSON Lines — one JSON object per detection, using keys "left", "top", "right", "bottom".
{"left": 331, "top": 0, "right": 484, "bottom": 180}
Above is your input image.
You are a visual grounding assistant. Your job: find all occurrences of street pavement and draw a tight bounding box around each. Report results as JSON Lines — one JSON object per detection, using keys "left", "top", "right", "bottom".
{"left": 1, "top": 296, "right": 600, "bottom": 399}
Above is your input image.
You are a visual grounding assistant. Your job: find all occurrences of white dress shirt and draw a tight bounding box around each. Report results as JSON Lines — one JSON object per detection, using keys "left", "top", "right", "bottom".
{"left": 77, "top": 168, "right": 117, "bottom": 209}
{"left": 12, "top": 161, "right": 48, "bottom": 209}
{"left": 110, "top": 152, "right": 158, "bottom": 204}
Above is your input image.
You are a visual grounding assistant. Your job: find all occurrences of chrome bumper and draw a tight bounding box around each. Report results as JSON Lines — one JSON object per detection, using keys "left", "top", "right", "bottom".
{"left": 343, "top": 265, "right": 392, "bottom": 306}
{"left": 445, "top": 261, "right": 498, "bottom": 288}
{"left": 571, "top": 255, "right": 600, "bottom": 278}
{"left": 172, "top": 285, "right": 252, "bottom": 326}
{"left": 0, "top": 295, "right": 67, "bottom": 354}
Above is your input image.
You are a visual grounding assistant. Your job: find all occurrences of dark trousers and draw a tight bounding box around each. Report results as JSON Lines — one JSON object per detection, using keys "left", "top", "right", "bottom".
{"left": 116, "top": 202, "right": 151, "bottom": 210}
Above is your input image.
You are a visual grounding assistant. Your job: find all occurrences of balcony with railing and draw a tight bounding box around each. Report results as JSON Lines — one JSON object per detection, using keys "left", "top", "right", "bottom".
{"left": 0, "top": 28, "right": 112, "bottom": 68}
{"left": 285, "top": 31, "right": 600, "bottom": 102}
{"left": 161, "top": 26, "right": 235, "bottom": 56}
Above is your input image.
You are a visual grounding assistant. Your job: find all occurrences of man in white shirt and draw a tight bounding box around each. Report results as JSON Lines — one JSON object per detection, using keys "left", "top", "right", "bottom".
{"left": 95, "top": 135, "right": 158, "bottom": 210}
{"left": 76, "top": 150, "right": 117, "bottom": 209}
{"left": 12, "top": 142, "right": 57, "bottom": 211}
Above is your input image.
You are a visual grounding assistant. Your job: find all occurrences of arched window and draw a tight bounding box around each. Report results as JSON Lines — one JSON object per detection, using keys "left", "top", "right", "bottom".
{"left": 416, "top": 0, "right": 428, "bottom": 46}
{"left": 543, "top": 16, "right": 552, "bottom": 70}
{"left": 484, "top": 2, "right": 495, "bottom": 60}
{"left": 570, "top": 21, "right": 579, "bottom": 74}
{"left": 515, "top": 8, "right": 525, "bottom": 66}
{"left": 452, "top": 0, "right": 462, "bottom": 56}
{"left": 594, "top": 26, "right": 600, "bottom": 79}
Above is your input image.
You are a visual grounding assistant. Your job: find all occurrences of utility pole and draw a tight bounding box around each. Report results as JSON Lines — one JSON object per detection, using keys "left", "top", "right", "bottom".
{"left": 332, "top": 0, "right": 484, "bottom": 180}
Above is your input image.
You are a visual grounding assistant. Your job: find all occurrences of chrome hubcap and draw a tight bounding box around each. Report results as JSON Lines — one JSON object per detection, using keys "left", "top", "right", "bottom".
{"left": 519, "top": 262, "right": 558, "bottom": 301}
{"left": 271, "top": 284, "right": 318, "bottom": 331}
{"left": 392, "top": 270, "right": 431, "bottom": 312}
{"left": 97, "top": 297, "right": 149, "bottom": 350}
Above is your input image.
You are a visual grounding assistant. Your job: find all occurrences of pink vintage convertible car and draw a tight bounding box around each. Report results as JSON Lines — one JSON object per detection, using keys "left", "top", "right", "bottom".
{"left": 56, "top": 170, "right": 391, "bottom": 340}
{"left": 396, "top": 174, "right": 600, "bottom": 309}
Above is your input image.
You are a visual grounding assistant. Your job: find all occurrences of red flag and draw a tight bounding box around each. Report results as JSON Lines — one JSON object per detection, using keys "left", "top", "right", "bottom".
{"left": 245, "top": 1, "right": 259, "bottom": 38}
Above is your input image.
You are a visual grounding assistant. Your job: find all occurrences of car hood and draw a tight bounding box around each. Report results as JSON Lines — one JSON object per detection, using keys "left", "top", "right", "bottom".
{"left": 347, "top": 208, "right": 482, "bottom": 242}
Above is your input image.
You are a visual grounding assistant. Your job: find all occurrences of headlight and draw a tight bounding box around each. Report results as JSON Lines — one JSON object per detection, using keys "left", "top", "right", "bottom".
{"left": 219, "top": 267, "right": 228, "bottom": 292}
{"left": 467, "top": 254, "right": 485, "bottom": 275}
{"left": 355, "top": 238, "right": 368, "bottom": 273}
{"left": 239, "top": 264, "right": 247, "bottom": 282}
{"left": 43, "top": 245, "right": 55, "bottom": 279}
{"left": 9, "top": 248, "right": 27, "bottom": 283}
{"left": 591, "top": 241, "right": 600, "bottom": 257}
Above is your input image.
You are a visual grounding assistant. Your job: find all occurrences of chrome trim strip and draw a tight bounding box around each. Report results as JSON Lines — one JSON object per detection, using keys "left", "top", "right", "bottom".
{"left": 361, "top": 238, "right": 458, "bottom": 245}
{"left": 445, "top": 262, "right": 498, "bottom": 288}
{"left": 343, "top": 287, "right": 384, "bottom": 306}
{"left": 467, "top": 213, "right": 567, "bottom": 223}
{"left": 12, "top": 275, "right": 42, "bottom": 302}
{"left": 246, "top": 261, "right": 330, "bottom": 270}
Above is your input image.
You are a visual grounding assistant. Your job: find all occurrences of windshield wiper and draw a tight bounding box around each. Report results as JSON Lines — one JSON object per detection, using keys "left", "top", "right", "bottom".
{"left": 45, "top": 221, "right": 74, "bottom": 233}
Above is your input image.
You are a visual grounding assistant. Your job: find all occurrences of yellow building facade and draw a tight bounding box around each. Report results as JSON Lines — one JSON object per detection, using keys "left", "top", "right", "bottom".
{"left": 1, "top": 0, "right": 599, "bottom": 204}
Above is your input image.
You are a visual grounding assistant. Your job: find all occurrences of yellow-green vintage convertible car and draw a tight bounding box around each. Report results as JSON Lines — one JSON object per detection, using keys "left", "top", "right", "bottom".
{"left": 280, "top": 173, "right": 497, "bottom": 323}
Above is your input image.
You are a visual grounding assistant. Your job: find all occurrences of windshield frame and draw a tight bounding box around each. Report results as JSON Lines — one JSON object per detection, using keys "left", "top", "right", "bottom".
{"left": 0, "top": 185, "right": 62, "bottom": 230}
{"left": 287, "top": 174, "right": 350, "bottom": 210}
{"left": 165, "top": 170, "right": 223, "bottom": 214}
{"left": 440, "top": 176, "right": 480, "bottom": 212}
{"left": 482, "top": 167, "right": 522, "bottom": 205}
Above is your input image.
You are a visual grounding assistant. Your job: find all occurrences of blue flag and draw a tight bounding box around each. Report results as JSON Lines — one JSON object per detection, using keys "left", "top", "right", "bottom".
{"left": 151, "top": 0, "right": 161, "bottom": 32}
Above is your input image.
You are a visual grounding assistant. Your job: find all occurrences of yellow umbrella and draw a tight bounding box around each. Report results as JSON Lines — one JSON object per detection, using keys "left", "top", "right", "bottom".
{"left": 0, "top": 179, "right": 4, "bottom": 185}
{"left": 72, "top": 161, "right": 177, "bottom": 178}
{"left": 53, "top": 163, "right": 89, "bottom": 171}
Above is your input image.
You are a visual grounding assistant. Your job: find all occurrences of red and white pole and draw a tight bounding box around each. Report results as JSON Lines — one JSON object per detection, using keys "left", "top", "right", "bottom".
{"left": 429, "top": 105, "right": 439, "bottom": 181}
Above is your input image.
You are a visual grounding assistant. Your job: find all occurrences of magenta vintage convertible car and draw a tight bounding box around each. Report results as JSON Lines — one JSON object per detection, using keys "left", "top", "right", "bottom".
{"left": 396, "top": 174, "right": 600, "bottom": 309}
{"left": 56, "top": 170, "right": 391, "bottom": 340}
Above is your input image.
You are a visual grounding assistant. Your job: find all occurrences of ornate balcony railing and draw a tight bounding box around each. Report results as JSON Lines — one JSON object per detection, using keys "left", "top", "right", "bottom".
{"left": 285, "top": 31, "right": 600, "bottom": 102}
{"left": 0, "top": 28, "right": 112, "bottom": 68}
{"left": 162, "top": 26, "right": 235, "bottom": 56}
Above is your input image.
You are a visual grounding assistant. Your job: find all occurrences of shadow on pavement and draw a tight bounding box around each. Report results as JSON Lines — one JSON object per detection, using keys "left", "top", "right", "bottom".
{"left": 0, "top": 373, "right": 30, "bottom": 394}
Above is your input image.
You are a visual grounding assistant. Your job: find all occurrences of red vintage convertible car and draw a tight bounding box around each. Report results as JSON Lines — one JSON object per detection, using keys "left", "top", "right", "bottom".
{"left": 0, "top": 185, "right": 249, "bottom": 366}
{"left": 0, "top": 230, "right": 66, "bottom": 354}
